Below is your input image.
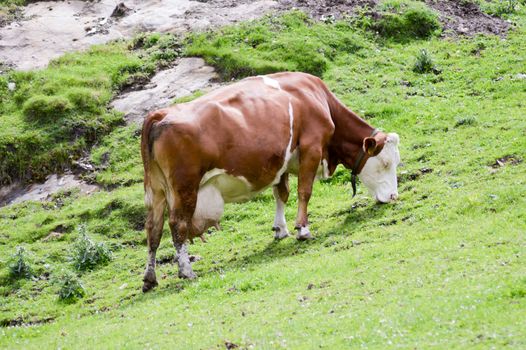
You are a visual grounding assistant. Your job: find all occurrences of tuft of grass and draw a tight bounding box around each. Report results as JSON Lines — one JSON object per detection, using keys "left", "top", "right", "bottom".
{"left": 412, "top": 49, "right": 438, "bottom": 73}
{"left": 7, "top": 245, "right": 32, "bottom": 279}
{"left": 52, "top": 269, "right": 86, "bottom": 302}
{"left": 371, "top": 0, "right": 442, "bottom": 41}
{"left": 455, "top": 116, "right": 478, "bottom": 127}
{"left": 22, "top": 95, "right": 73, "bottom": 121}
{"left": 70, "top": 224, "right": 112, "bottom": 271}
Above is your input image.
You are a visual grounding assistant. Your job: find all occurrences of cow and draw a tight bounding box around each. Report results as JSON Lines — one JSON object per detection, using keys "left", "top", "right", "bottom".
{"left": 140, "top": 72, "right": 400, "bottom": 292}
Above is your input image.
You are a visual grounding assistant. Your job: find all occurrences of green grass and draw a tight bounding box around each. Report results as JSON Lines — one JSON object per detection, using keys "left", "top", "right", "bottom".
{"left": 0, "top": 34, "right": 180, "bottom": 185}
{"left": 0, "top": 43, "right": 147, "bottom": 184}
{"left": 185, "top": 11, "right": 366, "bottom": 79}
{"left": 1, "top": 4, "right": 526, "bottom": 349}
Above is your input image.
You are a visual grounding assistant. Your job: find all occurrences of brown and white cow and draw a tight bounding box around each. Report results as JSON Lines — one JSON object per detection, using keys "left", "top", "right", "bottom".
{"left": 140, "top": 72, "right": 400, "bottom": 292}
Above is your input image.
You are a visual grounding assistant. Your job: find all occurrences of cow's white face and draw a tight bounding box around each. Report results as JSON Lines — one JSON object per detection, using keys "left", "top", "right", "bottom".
{"left": 358, "top": 133, "right": 400, "bottom": 203}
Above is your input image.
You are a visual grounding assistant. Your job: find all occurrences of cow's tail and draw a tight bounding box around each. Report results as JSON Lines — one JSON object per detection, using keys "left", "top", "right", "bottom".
{"left": 141, "top": 111, "right": 165, "bottom": 207}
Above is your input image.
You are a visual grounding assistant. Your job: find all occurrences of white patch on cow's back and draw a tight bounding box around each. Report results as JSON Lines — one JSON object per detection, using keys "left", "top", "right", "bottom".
{"left": 271, "top": 100, "right": 295, "bottom": 185}
{"left": 261, "top": 76, "right": 281, "bottom": 90}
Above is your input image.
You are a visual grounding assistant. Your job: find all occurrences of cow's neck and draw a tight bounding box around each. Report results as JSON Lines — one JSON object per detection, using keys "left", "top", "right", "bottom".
{"left": 326, "top": 91, "right": 376, "bottom": 174}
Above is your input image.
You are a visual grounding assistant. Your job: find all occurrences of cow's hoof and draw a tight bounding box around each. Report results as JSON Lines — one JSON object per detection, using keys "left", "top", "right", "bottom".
{"left": 296, "top": 227, "right": 313, "bottom": 241}
{"left": 178, "top": 269, "right": 197, "bottom": 280}
{"left": 142, "top": 279, "right": 158, "bottom": 293}
{"left": 273, "top": 226, "right": 290, "bottom": 240}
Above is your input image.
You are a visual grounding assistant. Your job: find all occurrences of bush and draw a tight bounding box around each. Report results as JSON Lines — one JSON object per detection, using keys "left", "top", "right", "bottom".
{"left": 70, "top": 224, "right": 112, "bottom": 271}
{"left": 412, "top": 49, "right": 437, "bottom": 74}
{"left": 22, "top": 94, "right": 72, "bottom": 121}
{"left": 52, "top": 269, "right": 85, "bottom": 301}
{"left": 371, "top": 0, "right": 441, "bottom": 41}
{"left": 7, "top": 246, "right": 32, "bottom": 279}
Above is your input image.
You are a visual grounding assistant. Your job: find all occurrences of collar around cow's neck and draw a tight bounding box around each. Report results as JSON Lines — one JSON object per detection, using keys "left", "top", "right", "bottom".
{"left": 350, "top": 128, "right": 379, "bottom": 198}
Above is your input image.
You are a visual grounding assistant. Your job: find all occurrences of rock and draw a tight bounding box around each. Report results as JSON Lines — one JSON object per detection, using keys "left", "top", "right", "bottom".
{"left": 0, "top": 0, "right": 280, "bottom": 71}
{"left": 111, "top": 57, "right": 219, "bottom": 124}
{"left": 111, "top": 3, "right": 132, "bottom": 18}
{"left": 0, "top": 174, "right": 100, "bottom": 207}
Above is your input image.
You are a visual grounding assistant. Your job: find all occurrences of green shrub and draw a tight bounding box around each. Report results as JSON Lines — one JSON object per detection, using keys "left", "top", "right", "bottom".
{"left": 7, "top": 246, "right": 33, "bottom": 279}
{"left": 70, "top": 224, "right": 112, "bottom": 271}
{"left": 371, "top": 0, "right": 441, "bottom": 41}
{"left": 412, "top": 49, "right": 437, "bottom": 74}
{"left": 22, "top": 95, "right": 72, "bottom": 121}
{"left": 52, "top": 269, "right": 85, "bottom": 301}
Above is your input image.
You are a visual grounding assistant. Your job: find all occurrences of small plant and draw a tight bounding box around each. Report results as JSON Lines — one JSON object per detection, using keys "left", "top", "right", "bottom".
{"left": 8, "top": 246, "right": 33, "bottom": 279}
{"left": 52, "top": 269, "right": 85, "bottom": 301}
{"left": 70, "top": 224, "right": 112, "bottom": 271}
{"left": 455, "top": 116, "right": 477, "bottom": 127}
{"left": 412, "top": 49, "right": 438, "bottom": 74}
{"left": 495, "top": 0, "right": 518, "bottom": 15}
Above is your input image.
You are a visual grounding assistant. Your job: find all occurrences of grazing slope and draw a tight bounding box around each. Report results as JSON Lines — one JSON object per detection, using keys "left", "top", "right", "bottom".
{"left": 1, "top": 3, "right": 525, "bottom": 349}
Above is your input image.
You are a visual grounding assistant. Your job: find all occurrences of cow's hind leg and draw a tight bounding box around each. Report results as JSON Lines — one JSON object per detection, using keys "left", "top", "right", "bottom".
{"left": 168, "top": 183, "right": 199, "bottom": 279}
{"left": 143, "top": 188, "right": 166, "bottom": 292}
{"left": 272, "top": 173, "right": 290, "bottom": 240}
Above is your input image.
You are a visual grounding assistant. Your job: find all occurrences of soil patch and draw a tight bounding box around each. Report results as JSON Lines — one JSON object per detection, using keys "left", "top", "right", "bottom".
{"left": 278, "top": 0, "right": 376, "bottom": 19}
{"left": 424, "top": 0, "right": 509, "bottom": 37}
{"left": 278, "top": 0, "right": 509, "bottom": 37}
{"left": 0, "top": 316, "right": 55, "bottom": 328}
{"left": 491, "top": 155, "right": 522, "bottom": 168}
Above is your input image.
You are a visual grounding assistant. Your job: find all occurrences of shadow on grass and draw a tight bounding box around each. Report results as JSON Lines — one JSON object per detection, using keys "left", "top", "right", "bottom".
{"left": 122, "top": 201, "right": 394, "bottom": 302}
{"left": 225, "top": 201, "right": 394, "bottom": 270}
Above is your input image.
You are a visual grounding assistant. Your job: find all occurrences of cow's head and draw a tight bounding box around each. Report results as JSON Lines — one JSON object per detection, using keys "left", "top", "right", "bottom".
{"left": 358, "top": 133, "right": 400, "bottom": 203}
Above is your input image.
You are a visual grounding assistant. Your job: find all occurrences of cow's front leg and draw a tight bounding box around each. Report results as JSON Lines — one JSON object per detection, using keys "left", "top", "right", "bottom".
{"left": 272, "top": 173, "right": 290, "bottom": 240}
{"left": 295, "top": 148, "right": 321, "bottom": 240}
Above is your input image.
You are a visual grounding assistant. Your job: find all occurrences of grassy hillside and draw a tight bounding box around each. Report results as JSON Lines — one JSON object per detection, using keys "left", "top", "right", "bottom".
{"left": 1, "top": 2, "right": 525, "bottom": 349}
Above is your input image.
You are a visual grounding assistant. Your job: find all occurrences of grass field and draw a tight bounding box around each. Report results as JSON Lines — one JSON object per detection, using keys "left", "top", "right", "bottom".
{"left": 1, "top": 2, "right": 525, "bottom": 349}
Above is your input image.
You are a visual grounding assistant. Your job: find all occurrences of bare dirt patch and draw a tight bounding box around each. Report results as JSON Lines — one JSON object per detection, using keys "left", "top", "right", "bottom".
{"left": 278, "top": 0, "right": 509, "bottom": 37}
{"left": 491, "top": 155, "right": 522, "bottom": 168}
{"left": 278, "top": 0, "right": 376, "bottom": 19}
{"left": 424, "top": 0, "right": 510, "bottom": 37}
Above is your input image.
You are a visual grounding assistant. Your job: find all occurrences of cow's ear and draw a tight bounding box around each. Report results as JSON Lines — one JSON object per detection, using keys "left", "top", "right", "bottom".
{"left": 363, "top": 137, "right": 378, "bottom": 156}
